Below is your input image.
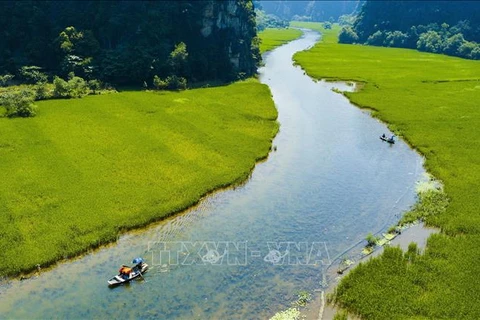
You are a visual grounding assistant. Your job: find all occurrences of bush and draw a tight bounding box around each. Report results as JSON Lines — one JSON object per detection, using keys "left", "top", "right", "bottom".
{"left": 366, "top": 30, "right": 386, "bottom": 46}
{"left": 338, "top": 26, "right": 359, "bottom": 44}
{"left": 153, "top": 75, "right": 187, "bottom": 90}
{"left": 87, "top": 79, "right": 102, "bottom": 94}
{"left": 0, "top": 89, "right": 37, "bottom": 117}
{"left": 153, "top": 75, "right": 167, "bottom": 90}
{"left": 53, "top": 75, "right": 88, "bottom": 98}
{"left": 384, "top": 31, "right": 409, "bottom": 47}
{"left": 19, "top": 66, "right": 48, "bottom": 84}
{"left": 0, "top": 74, "right": 14, "bottom": 87}
{"left": 53, "top": 76, "right": 70, "bottom": 98}
{"left": 68, "top": 76, "right": 88, "bottom": 98}
{"left": 34, "top": 82, "right": 52, "bottom": 100}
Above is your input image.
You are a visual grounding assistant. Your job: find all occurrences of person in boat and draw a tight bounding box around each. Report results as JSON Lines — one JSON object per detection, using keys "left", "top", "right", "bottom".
{"left": 382, "top": 133, "right": 386, "bottom": 139}
{"left": 390, "top": 135, "right": 395, "bottom": 141}
{"left": 119, "top": 266, "right": 132, "bottom": 277}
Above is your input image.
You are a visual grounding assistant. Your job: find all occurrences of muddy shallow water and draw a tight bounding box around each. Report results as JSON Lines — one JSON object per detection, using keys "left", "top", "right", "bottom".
{"left": 0, "top": 30, "right": 424, "bottom": 319}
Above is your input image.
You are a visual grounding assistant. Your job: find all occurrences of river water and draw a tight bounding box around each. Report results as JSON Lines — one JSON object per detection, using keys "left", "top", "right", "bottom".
{"left": 0, "top": 30, "right": 424, "bottom": 319}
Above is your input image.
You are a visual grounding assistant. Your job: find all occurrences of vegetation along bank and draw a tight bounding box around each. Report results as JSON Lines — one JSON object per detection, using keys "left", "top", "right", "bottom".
{"left": 292, "top": 22, "right": 480, "bottom": 319}
{"left": 0, "top": 79, "right": 279, "bottom": 278}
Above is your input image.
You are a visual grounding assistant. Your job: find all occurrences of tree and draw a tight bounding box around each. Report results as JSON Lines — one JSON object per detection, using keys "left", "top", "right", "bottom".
{"left": 385, "top": 31, "right": 409, "bottom": 47}
{"left": 366, "top": 30, "right": 386, "bottom": 46}
{"left": 339, "top": 26, "right": 359, "bottom": 44}
{"left": 0, "top": 74, "right": 14, "bottom": 87}
{"left": 168, "top": 42, "right": 189, "bottom": 78}
{"left": 19, "top": 66, "right": 48, "bottom": 84}
{"left": 443, "top": 33, "right": 466, "bottom": 56}
{"left": 417, "top": 30, "right": 443, "bottom": 53}
{"left": 56, "top": 26, "right": 99, "bottom": 79}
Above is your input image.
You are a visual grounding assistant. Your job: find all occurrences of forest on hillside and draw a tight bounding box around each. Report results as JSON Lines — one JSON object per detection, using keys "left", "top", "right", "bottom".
{"left": 258, "top": 0, "right": 360, "bottom": 22}
{"left": 0, "top": 1, "right": 259, "bottom": 86}
{"left": 340, "top": 1, "right": 480, "bottom": 60}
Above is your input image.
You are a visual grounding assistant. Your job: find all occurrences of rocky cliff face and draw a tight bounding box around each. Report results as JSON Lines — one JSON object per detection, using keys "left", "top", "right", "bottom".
{"left": 200, "top": 0, "right": 260, "bottom": 78}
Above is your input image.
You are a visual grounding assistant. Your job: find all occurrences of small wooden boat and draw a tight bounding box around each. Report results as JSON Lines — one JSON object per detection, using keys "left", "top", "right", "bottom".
{"left": 380, "top": 136, "right": 395, "bottom": 144}
{"left": 108, "top": 258, "right": 148, "bottom": 286}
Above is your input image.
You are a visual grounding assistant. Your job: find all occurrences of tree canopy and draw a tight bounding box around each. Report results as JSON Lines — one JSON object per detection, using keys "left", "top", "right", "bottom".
{"left": 0, "top": 1, "right": 260, "bottom": 86}
{"left": 340, "top": 1, "right": 480, "bottom": 60}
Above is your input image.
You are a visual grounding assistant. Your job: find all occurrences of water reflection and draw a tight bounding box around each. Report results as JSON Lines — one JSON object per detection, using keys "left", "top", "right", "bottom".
{"left": 0, "top": 29, "right": 424, "bottom": 319}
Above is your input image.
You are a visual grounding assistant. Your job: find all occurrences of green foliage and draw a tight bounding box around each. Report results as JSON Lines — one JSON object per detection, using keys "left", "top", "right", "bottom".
{"left": 0, "top": 2, "right": 259, "bottom": 85}
{"left": 293, "top": 23, "right": 480, "bottom": 319}
{"left": 0, "top": 74, "right": 14, "bottom": 87}
{"left": 260, "top": 1, "right": 358, "bottom": 22}
{"left": 0, "top": 79, "right": 278, "bottom": 277}
{"left": 168, "top": 42, "right": 189, "bottom": 77}
{"left": 365, "top": 232, "right": 379, "bottom": 247}
{"left": 342, "top": 2, "right": 480, "bottom": 59}
{"left": 295, "top": 290, "right": 312, "bottom": 307}
{"left": 87, "top": 79, "right": 101, "bottom": 94}
{"left": 258, "top": 28, "right": 303, "bottom": 54}
{"left": 34, "top": 82, "right": 52, "bottom": 100}
{"left": 19, "top": 66, "right": 48, "bottom": 84}
{"left": 338, "top": 26, "right": 358, "bottom": 44}
{"left": 255, "top": 9, "right": 289, "bottom": 31}
{"left": 338, "top": 14, "right": 356, "bottom": 26}
{"left": 53, "top": 76, "right": 70, "bottom": 98}
{"left": 0, "top": 88, "right": 37, "bottom": 118}
{"left": 332, "top": 310, "right": 348, "bottom": 320}
{"left": 269, "top": 307, "right": 301, "bottom": 320}
{"left": 153, "top": 75, "right": 187, "bottom": 91}
{"left": 53, "top": 75, "right": 88, "bottom": 98}
{"left": 400, "top": 190, "right": 449, "bottom": 226}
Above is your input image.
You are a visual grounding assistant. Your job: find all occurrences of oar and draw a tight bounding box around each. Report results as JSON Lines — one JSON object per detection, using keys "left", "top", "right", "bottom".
{"left": 137, "top": 266, "right": 148, "bottom": 283}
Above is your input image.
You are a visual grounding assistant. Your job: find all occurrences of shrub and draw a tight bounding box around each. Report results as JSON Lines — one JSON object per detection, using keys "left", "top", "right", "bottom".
{"left": 0, "top": 74, "right": 14, "bottom": 87}
{"left": 53, "top": 76, "right": 70, "bottom": 98}
{"left": 338, "top": 26, "right": 359, "bottom": 44}
{"left": 384, "top": 31, "right": 409, "bottom": 48}
{"left": 0, "top": 89, "right": 37, "bottom": 117}
{"left": 366, "top": 30, "right": 386, "bottom": 46}
{"left": 34, "top": 82, "right": 52, "bottom": 100}
{"left": 153, "top": 75, "right": 167, "bottom": 90}
{"left": 87, "top": 79, "right": 102, "bottom": 94}
{"left": 365, "top": 233, "right": 379, "bottom": 247}
{"left": 68, "top": 76, "right": 88, "bottom": 98}
{"left": 153, "top": 75, "right": 187, "bottom": 90}
{"left": 19, "top": 66, "right": 48, "bottom": 84}
{"left": 53, "top": 75, "right": 88, "bottom": 98}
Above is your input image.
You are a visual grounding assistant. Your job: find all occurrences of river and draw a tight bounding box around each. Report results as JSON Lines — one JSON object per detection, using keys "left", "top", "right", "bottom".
{"left": 0, "top": 29, "right": 424, "bottom": 319}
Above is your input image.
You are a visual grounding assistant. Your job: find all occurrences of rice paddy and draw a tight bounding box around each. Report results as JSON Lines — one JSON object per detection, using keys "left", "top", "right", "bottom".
{"left": 292, "top": 22, "right": 480, "bottom": 319}
{"left": 0, "top": 79, "right": 278, "bottom": 277}
{"left": 258, "top": 28, "right": 303, "bottom": 54}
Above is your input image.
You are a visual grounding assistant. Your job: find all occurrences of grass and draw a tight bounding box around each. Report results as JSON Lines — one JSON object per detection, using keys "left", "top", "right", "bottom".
{"left": 258, "top": 28, "right": 303, "bottom": 54}
{"left": 0, "top": 79, "right": 278, "bottom": 277}
{"left": 292, "top": 22, "right": 480, "bottom": 319}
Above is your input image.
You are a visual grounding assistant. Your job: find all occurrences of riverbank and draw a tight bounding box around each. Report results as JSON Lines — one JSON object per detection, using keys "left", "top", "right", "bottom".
{"left": 0, "top": 79, "right": 279, "bottom": 278}
{"left": 292, "top": 22, "right": 480, "bottom": 319}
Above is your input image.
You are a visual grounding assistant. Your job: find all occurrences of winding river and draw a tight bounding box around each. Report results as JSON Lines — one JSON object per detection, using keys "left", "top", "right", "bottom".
{"left": 0, "top": 29, "right": 424, "bottom": 319}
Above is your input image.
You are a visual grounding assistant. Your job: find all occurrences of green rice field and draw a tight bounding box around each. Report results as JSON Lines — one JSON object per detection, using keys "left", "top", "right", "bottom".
{"left": 258, "top": 28, "right": 302, "bottom": 54}
{"left": 0, "top": 79, "right": 278, "bottom": 277}
{"left": 293, "top": 22, "right": 480, "bottom": 319}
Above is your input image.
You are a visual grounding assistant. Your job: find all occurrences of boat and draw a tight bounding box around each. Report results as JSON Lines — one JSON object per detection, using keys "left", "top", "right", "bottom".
{"left": 380, "top": 135, "right": 395, "bottom": 144}
{"left": 107, "top": 258, "right": 148, "bottom": 286}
